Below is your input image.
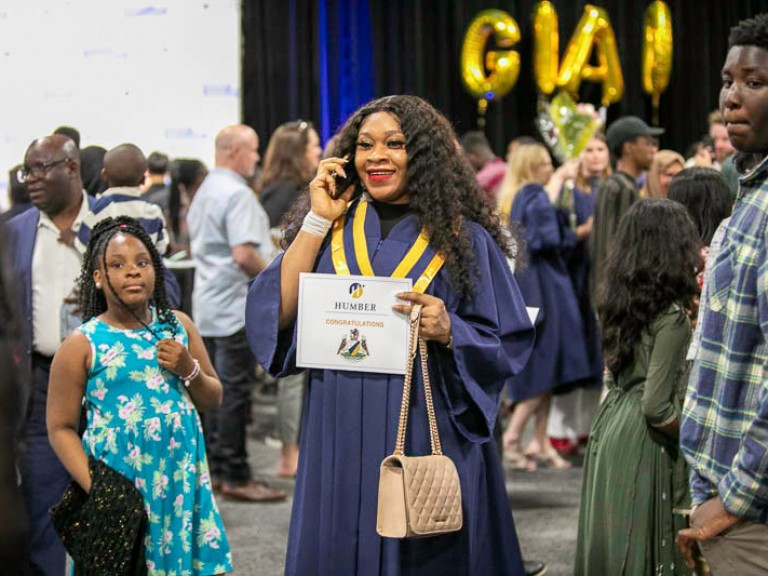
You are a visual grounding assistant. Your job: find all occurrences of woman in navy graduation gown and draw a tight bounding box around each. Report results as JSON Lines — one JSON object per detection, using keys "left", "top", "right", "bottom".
{"left": 498, "top": 143, "right": 592, "bottom": 470}
{"left": 547, "top": 135, "right": 611, "bottom": 453}
{"left": 246, "top": 95, "right": 535, "bottom": 575}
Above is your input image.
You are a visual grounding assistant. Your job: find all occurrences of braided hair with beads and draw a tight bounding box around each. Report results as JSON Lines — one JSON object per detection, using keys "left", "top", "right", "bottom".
{"left": 79, "top": 215, "right": 179, "bottom": 339}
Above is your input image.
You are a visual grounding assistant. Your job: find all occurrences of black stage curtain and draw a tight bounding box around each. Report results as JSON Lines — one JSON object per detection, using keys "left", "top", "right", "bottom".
{"left": 243, "top": 0, "right": 768, "bottom": 158}
{"left": 242, "top": 0, "right": 321, "bottom": 145}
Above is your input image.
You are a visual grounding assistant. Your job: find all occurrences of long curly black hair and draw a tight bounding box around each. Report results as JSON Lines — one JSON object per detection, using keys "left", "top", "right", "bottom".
{"left": 597, "top": 199, "right": 701, "bottom": 375}
{"left": 79, "top": 216, "right": 178, "bottom": 337}
{"left": 282, "top": 95, "right": 516, "bottom": 297}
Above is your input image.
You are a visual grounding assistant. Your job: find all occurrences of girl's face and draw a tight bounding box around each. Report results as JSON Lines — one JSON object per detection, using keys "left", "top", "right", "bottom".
{"left": 304, "top": 128, "right": 322, "bottom": 174}
{"left": 659, "top": 161, "right": 684, "bottom": 197}
{"left": 581, "top": 138, "right": 609, "bottom": 176}
{"left": 354, "top": 111, "right": 410, "bottom": 204}
{"left": 94, "top": 232, "right": 156, "bottom": 311}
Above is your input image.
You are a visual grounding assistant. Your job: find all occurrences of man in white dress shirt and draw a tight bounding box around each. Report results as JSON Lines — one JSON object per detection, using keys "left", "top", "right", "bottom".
{"left": 188, "top": 124, "right": 285, "bottom": 503}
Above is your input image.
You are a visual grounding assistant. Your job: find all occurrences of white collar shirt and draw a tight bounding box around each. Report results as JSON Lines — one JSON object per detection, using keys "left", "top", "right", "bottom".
{"left": 32, "top": 190, "right": 89, "bottom": 356}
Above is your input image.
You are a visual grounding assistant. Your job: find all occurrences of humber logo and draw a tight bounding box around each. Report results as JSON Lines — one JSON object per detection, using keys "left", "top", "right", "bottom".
{"left": 349, "top": 283, "right": 364, "bottom": 299}
{"left": 335, "top": 283, "right": 375, "bottom": 311}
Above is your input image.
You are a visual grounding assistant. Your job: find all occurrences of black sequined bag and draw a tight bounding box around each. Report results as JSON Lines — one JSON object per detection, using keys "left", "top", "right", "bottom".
{"left": 51, "top": 457, "right": 148, "bottom": 576}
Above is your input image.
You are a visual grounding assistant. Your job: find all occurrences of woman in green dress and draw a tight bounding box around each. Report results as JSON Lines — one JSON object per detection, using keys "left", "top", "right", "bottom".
{"left": 575, "top": 200, "right": 702, "bottom": 575}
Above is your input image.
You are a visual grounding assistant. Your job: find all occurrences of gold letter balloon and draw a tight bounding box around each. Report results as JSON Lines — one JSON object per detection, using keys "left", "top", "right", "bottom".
{"left": 461, "top": 9, "right": 521, "bottom": 122}
{"left": 467, "top": 3, "right": 673, "bottom": 118}
{"left": 557, "top": 4, "right": 624, "bottom": 106}
{"left": 642, "top": 0, "right": 673, "bottom": 124}
{"left": 532, "top": 1, "right": 559, "bottom": 95}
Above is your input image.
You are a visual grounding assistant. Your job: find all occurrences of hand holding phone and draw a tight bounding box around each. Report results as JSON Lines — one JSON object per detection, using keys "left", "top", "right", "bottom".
{"left": 331, "top": 161, "right": 357, "bottom": 199}
{"left": 308, "top": 155, "right": 355, "bottom": 221}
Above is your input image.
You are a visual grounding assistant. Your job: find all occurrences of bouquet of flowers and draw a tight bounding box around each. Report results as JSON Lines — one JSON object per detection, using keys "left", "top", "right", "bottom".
{"left": 537, "top": 91, "right": 603, "bottom": 162}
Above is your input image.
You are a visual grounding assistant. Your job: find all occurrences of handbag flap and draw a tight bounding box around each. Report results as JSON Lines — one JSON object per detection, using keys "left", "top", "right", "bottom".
{"left": 399, "top": 455, "right": 463, "bottom": 535}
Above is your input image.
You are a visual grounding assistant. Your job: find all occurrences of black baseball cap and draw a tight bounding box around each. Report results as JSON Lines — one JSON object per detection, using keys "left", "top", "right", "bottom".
{"left": 606, "top": 116, "right": 665, "bottom": 153}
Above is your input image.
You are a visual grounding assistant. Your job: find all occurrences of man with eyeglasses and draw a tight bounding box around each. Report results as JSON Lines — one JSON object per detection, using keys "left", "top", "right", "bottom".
{"left": 4, "top": 134, "right": 94, "bottom": 575}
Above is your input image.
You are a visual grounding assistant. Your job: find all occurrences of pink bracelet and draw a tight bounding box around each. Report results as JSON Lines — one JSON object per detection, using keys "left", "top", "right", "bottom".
{"left": 182, "top": 359, "right": 201, "bottom": 387}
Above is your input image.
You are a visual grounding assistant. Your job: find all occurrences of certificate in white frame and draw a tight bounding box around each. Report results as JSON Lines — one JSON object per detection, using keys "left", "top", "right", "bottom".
{"left": 297, "top": 273, "right": 413, "bottom": 375}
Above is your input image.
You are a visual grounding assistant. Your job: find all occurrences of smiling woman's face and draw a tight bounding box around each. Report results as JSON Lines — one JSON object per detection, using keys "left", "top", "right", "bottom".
{"left": 354, "top": 112, "right": 410, "bottom": 204}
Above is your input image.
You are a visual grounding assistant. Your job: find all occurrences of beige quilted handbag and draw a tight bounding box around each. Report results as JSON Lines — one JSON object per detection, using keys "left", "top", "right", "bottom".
{"left": 376, "top": 304, "right": 463, "bottom": 538}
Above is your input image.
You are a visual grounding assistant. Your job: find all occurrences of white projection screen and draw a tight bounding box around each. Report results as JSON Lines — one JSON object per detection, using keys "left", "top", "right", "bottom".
{"left": 0, "top": 0, "right": 242, "bottom": 210}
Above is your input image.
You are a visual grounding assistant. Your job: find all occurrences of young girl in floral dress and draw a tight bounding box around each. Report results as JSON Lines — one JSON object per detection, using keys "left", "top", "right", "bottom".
{"left": 48, "top": 216, "right": 232, "bottom": 575}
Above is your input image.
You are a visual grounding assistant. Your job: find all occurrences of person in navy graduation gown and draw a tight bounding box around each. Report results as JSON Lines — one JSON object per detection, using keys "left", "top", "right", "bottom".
{"left": 498, "top": 143, "right": 592, "bottom": 471}
{"left": 246, "top": 95, "right": 535, "bottom": 575}
{"left": 547, "top": 135, "right": 610, "bottom": 455}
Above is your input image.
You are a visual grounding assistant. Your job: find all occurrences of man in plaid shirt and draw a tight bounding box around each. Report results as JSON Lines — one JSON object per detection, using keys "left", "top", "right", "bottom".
{"left": 678, "top": 14, "right": 768, "bottom": 574}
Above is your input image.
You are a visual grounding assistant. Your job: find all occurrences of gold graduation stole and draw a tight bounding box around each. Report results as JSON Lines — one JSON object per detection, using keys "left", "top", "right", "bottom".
{"left": 330, "top": 200, "right": 445, "bottom": 294}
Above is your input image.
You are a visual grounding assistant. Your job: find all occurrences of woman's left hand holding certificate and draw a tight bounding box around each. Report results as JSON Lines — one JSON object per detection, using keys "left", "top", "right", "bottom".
{"left": 393, "top": 292, "right": 452, "bottom": 346}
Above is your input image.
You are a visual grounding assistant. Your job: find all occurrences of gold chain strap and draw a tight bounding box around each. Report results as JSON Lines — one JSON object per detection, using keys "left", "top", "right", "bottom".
{"left": 418, "top": 334, "right": 443, "bottom": 455}
{"left": 392, "top": 304, "right": 443, "bottom": 456}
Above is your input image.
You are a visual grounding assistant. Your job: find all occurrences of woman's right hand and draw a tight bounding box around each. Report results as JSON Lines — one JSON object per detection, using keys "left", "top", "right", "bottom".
{"left": 557, "top": 158, "right": 580, "bottom": 181}
{"left": 309, "top": 156, "right": 355, "bottom": 221}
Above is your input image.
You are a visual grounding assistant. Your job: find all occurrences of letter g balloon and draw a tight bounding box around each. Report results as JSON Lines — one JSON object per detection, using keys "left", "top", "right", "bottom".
{"left": 461, "top": 9, "right": 521, "bottom": 122}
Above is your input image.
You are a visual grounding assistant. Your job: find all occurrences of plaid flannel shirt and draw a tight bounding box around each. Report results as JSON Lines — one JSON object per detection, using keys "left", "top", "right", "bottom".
{"left": 682, "top": 155, "right": 768, "bottom": 523}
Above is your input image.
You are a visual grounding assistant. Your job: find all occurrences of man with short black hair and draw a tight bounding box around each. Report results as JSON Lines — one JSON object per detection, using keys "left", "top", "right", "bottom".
{"left": 53, "top": 125, "right": 80, "bottom": 149}
{"left": 589, "top": 116, "right": 662, "bottom": 298}
{"left": 460, "top": 131, "right": 506, "bottom": 202}
{"left": 76, "top": 143, "right": 170, "bottom": 255}
{"left": 677, "top": 14, "right": 768, "bottom": 575}
{"left": 144, "top": 151, "right": 171, "bottom": 218}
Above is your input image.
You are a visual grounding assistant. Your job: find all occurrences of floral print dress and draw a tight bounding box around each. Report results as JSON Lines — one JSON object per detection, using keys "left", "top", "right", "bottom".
{"left": 79, "top": 312, "right": 232, "bottom": 575}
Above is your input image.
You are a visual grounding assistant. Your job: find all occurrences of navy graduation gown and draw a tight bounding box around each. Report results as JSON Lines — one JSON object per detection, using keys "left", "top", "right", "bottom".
{"left": 509, "top": 184, "right": 592, "bottom": 401}
{"left": 246, "top": 201, "right": 534, "bottom": 575}
{"left": 557, "top": 182, "right": 603, "bottom": 390}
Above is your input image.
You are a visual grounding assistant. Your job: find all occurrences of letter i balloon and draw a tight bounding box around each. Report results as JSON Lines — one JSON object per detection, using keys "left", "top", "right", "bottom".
{"left": 642, "top": 0, "right": 673, "bottom": 125}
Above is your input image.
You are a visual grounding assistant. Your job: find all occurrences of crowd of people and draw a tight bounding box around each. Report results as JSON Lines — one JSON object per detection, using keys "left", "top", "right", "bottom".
{"left": 2, "top": 11, "right": 768, "bottom": 576}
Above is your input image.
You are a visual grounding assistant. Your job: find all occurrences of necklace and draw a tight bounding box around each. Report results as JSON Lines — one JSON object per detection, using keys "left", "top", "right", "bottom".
{"left": 102, "top": 307, "right": 164, "bottom": 342}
